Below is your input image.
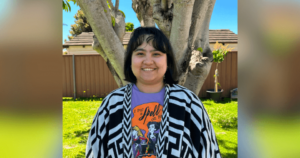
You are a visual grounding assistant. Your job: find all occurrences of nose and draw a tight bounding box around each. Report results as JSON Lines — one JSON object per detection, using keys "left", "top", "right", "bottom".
{"left": 143, "top": 54, "right": 154, "bottom": 64}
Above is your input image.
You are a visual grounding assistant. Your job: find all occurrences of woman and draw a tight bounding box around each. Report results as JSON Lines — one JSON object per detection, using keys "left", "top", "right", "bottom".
{"left": 132, "top": 126, "right": 147, "bottom": 158}
{"left": 86, "top": 27, "right": 221, "bottom": 158}
{"left": 146, "top": 121, "right": 160, "bottom": 155}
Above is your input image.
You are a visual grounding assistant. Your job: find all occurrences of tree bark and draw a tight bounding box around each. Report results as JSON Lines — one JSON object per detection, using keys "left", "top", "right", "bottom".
{"left": 182, "top": 0, "right": 216, "bottom": 93}
{"left": 114, "top": 0, "right": 120, "bottom": 15}
{"left": 114, "top": 10, "right": 126, "bottom": 42}
{"left": 150, "top": 0, "right": 173, "bottom": 38}
{"left": 132, "top": 0, "right": 155, "bottom": 27}
{"left": 77, "top": 0, "right": 127, "bottom": 86}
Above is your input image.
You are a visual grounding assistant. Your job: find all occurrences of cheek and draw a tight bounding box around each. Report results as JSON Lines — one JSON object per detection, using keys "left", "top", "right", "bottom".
{"left": 158, "top": 56, "right": 168, "bottom": 70}
{"left": 131, "top": 57, "right": 141, "bottom": 67}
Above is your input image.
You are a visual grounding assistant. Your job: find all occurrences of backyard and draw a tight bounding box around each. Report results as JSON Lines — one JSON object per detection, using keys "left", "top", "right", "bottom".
{"left": 63, "top": 97, "right": 238, "bottom": 158}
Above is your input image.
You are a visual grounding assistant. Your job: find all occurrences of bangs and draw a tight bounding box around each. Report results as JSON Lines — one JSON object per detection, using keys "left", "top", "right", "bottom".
{"left": 129, "top": 29, "right": 169, "bottom": 54}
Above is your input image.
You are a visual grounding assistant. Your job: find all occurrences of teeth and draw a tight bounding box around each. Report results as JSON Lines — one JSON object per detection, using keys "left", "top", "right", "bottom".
{"left": 143, "top": 68, "right": 154, "bottom": 71}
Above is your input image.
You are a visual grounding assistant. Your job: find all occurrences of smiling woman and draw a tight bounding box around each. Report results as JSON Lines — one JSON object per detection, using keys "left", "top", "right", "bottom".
{"left": 131, "top": 41, "right": 167, "bottom": 93}
{"left": 85, "top": 27, "right": 222, "bottom": 158}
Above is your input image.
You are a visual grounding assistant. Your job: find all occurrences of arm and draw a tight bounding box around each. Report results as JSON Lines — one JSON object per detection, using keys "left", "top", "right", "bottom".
{"left": 190, "top": 94, "right": 222, "bottom": 158}
{"left": 86, "top": 98, "right": 110, "bottom": 158}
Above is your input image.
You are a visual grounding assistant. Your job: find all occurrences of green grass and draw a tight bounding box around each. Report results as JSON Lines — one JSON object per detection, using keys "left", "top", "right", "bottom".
{"left": 202, "top": 98, "right": 238, "bottom": 158}
{"left": 63, "top": 97, "right": 237, "bottom": 158}
{"left": 63, "top": 97, "right": 103, "bottom": 158}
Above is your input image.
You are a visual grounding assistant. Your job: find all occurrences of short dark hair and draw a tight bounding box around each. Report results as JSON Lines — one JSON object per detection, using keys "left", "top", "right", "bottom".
{"left": 147, "top": 121, "right": 160, "bottom": 130}
{"left": 124, "top": 27, "right": 178, "bottom": 85}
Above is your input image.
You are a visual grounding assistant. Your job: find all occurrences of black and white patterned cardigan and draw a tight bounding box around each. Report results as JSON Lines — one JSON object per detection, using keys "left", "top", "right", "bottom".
{"left": 86, "top": 83, "right": 222, "bottom": 158}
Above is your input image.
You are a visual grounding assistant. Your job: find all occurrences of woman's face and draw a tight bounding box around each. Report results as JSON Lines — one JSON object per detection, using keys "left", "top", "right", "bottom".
{"left": 131, "top": 41, "right": 167, "bottom": 86}
{"left": 132, "top": 130, "right": 138, "bottom": 136}
{"left": 149, "top": 124, "right": 156, "bottom": 133}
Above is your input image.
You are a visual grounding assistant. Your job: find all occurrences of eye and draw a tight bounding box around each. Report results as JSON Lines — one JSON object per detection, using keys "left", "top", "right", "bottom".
{"left": 153, "top": 52, "right": 162, "bottom": 56}
{"left": 135, "top": 52, "right": 144, "bottom": 56}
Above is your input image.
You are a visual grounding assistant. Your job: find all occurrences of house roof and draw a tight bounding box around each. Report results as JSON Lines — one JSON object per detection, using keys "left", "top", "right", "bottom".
{"left": 209, "top": 29, "right": 238, "bottom": 43}
{"left": 63, "top": 30, "right": 237, "bottom": 48}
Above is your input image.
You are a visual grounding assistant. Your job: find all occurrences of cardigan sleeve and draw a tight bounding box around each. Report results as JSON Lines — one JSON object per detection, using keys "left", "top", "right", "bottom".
{"left": 85, "top": 97, "right": 110, "bottom": 158}
{"left": 190, "top": 94, "right": 222, "bottom": 158}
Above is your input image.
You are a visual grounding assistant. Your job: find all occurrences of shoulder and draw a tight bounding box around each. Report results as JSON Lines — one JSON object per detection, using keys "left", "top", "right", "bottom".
{"left": 99, "top": 85, "right": 128, "bottom": 110}
{"left": 104, "top": 85, "right": 126, "bottom": 100}
{"left": 169, "top": 84, "right": 200, "bottom": 102}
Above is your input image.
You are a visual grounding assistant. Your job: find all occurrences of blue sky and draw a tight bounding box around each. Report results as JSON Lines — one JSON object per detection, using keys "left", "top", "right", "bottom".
{"left": 63, "top": 0, "right": 237, "bottom": 43}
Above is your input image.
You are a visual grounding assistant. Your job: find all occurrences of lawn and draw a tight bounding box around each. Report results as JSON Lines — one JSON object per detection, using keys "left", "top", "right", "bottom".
{"left": 63, "top": 97, "right": 237, "bottom": 158}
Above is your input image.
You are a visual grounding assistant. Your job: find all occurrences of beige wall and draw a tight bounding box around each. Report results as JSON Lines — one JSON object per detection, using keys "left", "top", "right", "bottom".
{"left": 209, "top": 43, "right": 238, "bottom": 52}
{"left": 66, "top": 46, "right": 98, "bottom": 55}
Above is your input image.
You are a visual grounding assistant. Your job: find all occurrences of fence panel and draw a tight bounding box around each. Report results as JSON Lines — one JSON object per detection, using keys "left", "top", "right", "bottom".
{"left": 63, "top": 52, "right": 237, "bottom": 98}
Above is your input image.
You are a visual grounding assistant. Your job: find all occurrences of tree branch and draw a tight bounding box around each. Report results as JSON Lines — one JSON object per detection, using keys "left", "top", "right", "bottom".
{"left": 115, "top": 0, "right": 119, "bottom": 15}
{"left": 132, "top": 0, "right": 138, "bottom": 12}
{"left": 194, "top": 0, "right": 216, "bottom": 61}
{"left": 150, "top": 0, "right": 172, "bottom": 38}
{"left": 77, "top": 0, "right": 126, "bottom": 85}
{"left": 161, "top": 0, "right": 168, "bottom": 11}
{"left": 107, "top": 0, "right": 115, "bottom": 11}
{"left": 100, "top": 0, "right": 112, "bottom": 25}
{"left": 183, "top": 50, "right": 212, "bottom": 93}
{"left": 188, "top": 0, "right": 210, "bottom": 49}
{"left": 92, "top": 35, "right": 107, "bottom": 61}
{"left": 131, "top": 0, "right": 155, "bottom": 27}
{"left": 183, "top": 0, "right": 216, "bottom": 93}
{"left": 114, "top": 10, "right": 126, "bottom": 42}
{"left": 169, "top": 0, "right": 196, "bottom": 72}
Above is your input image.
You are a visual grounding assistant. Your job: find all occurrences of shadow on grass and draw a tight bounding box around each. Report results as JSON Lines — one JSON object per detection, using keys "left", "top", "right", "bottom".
{"left": 64, "top": 128, "right": 90, "bottom": 144}
{"left": 218, "top": 116, "right": 238, "bottom": 130}
{"left": 75, "top": 150, "right": 86, "bottom": 158}
{"left": 63, "top": 97, "right": 104, "bottom": 102}
{"left": 217, "top": 139, "right": 237, "bottom": 158}
{"left": 201, "top": 98, "right": 236, "bottom": 105}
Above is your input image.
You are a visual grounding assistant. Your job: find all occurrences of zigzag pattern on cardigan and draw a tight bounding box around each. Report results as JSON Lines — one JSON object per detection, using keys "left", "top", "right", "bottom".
{"left": 85, "top": 84, "right": 222, "bottom": 158}
{"left": 156, "top": 84, "right": 170, "bottom": 158}
{"left": 122, "top": 84, "right": 133, "bottom": 158}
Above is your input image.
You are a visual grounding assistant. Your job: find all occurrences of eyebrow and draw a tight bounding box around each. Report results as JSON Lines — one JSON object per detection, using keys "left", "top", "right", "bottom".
{"left": 134, "top": 48, "right": 158, "bottom": 52}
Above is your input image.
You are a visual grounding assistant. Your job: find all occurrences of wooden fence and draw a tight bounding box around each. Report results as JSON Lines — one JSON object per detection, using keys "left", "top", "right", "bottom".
{"left": 63, "top": 52, "right": 237, "bottom": 98}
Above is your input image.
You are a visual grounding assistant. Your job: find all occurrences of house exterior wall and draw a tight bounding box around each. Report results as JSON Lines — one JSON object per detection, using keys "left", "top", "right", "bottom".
{"left": 209, "top": 43, "right": 238, "bottom": 52}
{"left": 65, "top": 45, "right": 129, "bottom": 55}
{"left": 66, "top": 46, "right": 98, "bottom": 55}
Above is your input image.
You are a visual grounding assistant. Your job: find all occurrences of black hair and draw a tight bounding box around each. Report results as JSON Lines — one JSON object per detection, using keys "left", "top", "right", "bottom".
{"left": 124, "top": 27, "right": 178, "bottom": 85}
{"left": 147, "top": 121, "right": 160, "bottom": 130}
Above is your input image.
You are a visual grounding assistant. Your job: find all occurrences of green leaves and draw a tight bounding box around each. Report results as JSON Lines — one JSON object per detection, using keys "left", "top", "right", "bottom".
{"left": 111, "top": 16, "right": 115, "bottom": 27}
{"left": 119, "top": 10, "right": 126, "bottom": 18}
{"left": 212, "top": 49, "right": 227, "bottom": 63}
{"left": 63, "top": 0, "right": 77, "bottom": 12}
{"left": 125, "top": 22, "right": 134, "bottom": 32}
{"left": 62, "top": 0, "right": 71, "bottom": 12}
{"left": 197, "top": 47, "right": 203, "bottom": 52}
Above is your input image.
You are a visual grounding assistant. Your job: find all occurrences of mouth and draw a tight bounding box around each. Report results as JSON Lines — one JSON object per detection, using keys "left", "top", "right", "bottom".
{"left": 142, "top": 68, "right": 156, "bottom": 71}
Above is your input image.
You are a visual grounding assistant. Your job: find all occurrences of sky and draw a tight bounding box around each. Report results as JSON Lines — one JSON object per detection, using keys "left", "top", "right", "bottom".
{"left": 63, "top": 0, "right": 237, "bottom": 43}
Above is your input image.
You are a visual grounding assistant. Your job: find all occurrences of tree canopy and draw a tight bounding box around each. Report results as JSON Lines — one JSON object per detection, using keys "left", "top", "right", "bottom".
{"left": 125, "top": 22, "right": 134, "bottom": 32}
{"left": 68, "top": 9, "right": 92, "bottom": 40}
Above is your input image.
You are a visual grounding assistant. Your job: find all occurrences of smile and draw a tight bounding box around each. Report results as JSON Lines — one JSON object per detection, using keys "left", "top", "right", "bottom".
{"left": 142, "top": 68, "right": 156, "bottom": 71}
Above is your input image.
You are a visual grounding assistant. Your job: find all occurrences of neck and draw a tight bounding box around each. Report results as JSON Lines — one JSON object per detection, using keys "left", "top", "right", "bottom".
{"left": 136, "top": 81, "right": 164, "bottom": 93}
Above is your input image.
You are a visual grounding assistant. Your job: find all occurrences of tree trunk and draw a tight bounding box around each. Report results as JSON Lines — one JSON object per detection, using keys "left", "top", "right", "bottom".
{"left": 77, "top": 0, "right": 127, "bottom": 87}
{"left": 77, "top": 0, "right": 217, "bottom": 95}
